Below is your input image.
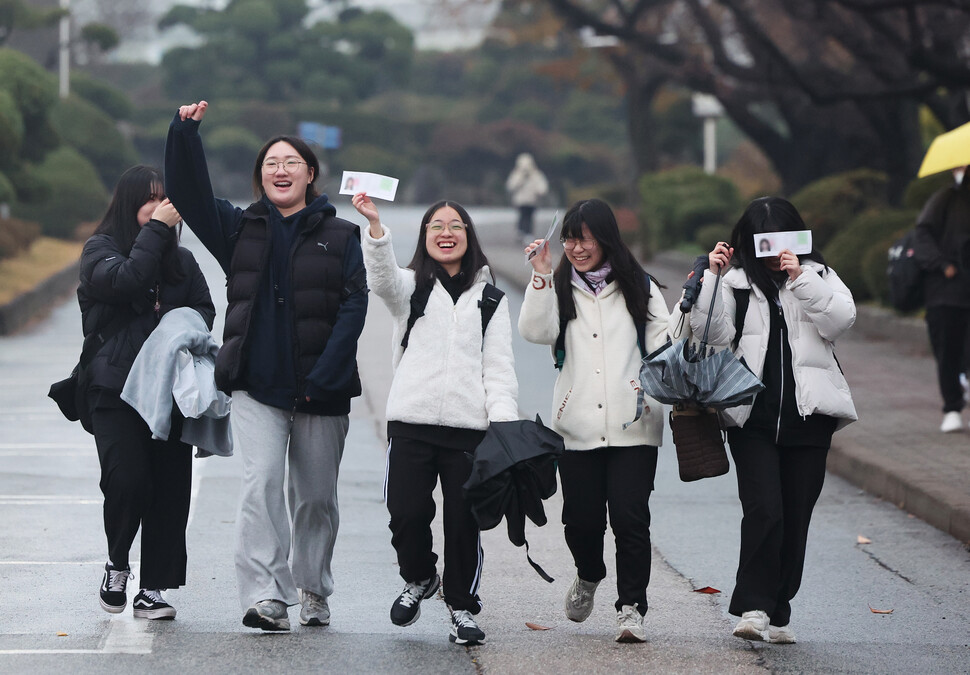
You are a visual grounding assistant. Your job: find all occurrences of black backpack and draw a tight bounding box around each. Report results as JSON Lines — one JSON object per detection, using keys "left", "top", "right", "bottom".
{"left": 887, "top": 229, "right": 924, "bottom": 313}
{"left": 401, "top": 282, "right": 504, "bottom": 351}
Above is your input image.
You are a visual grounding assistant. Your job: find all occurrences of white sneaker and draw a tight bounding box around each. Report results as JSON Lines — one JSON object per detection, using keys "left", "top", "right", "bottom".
{"left": 941, "top": 411, "right": 963, "bottom": 433}
{"left": 733, "top": 610, "right": 769, "bottom": 641}
{"left": 615, "top": 605, "right": 646, "bottom": 643}
{"left": 299, "top": 590, "right": 330, "bottom": 626}
{"left": 767, "top": 623, "right": 796, "bottom": 644}
{"left": 564, "top": 575, "right": 600, "bottom": 622}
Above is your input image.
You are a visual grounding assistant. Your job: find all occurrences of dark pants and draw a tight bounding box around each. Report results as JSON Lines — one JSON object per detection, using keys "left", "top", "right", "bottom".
{"left": 926, "top": 305, "right": 970, "bottom": 413}
{"left": 517, "top": 205, "right": 536, "bottom": 237}
{"left": 385, "top": 437, "right": 482, "bottom": 614}
{"left": 558, "top": 445, "right": 658, "bottom": 615}
{"left": 91, "top": 403, "right": 192, "bottom": 590}
{"left": 727, "top": 429, "right": 828, "bottom": 627}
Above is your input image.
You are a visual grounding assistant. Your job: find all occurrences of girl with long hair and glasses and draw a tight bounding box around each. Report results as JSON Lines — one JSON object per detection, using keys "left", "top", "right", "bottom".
{"left": 166, "top": 101, "right": 368, "bottom": 632}
{"left": 519, "top": 198, "right": 671, "bottom": 643}
{"left": 79, "top": 165, "right": 215, "bottom": 620}
{"left": 351, "top": 193, "right": 518, "bottom": 646}
{"left": 693, "top": 197, "right": 857, "bottom": 644}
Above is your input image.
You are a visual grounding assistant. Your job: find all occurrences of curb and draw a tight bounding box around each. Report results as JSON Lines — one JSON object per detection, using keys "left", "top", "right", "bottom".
{"left": 0, "top": 260, "right": 79, "bottom": 336}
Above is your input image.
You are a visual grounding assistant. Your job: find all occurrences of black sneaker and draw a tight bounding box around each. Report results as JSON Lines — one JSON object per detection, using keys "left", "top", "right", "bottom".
{"left": 99, "top": 563, "right": 131, "bottom": 614}
{"left": 390, "top": 573, "right": 440, "bottom": 626}
{"left": 449, "top": 607, "right": 486, "bottom": 645}
{"left": 132, "top": 589, "right": 177, "bottom": 620}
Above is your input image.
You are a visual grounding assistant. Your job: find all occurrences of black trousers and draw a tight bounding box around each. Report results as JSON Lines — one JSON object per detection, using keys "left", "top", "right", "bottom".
{"left": 91, "top": 402, "right": 192, "bottom": 590}
{"left": 517, "top": 205, "right": 536, "bottom": 236}
{"left": 385, "top": 437, "right": 483, "bottom": 614}
{"left": 557, "top": 445, "right": 658, "bottom": 615}
{"left": 727, "top": 428, "right": 828, "bottom": 627}
{"left": 926, "top": 305, "right": 970, "bottom": 413}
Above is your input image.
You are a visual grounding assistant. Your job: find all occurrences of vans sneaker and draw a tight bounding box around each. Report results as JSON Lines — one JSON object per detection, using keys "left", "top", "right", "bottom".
{"left": 243, "top": 599, "right": 290, "bottom": 631}
{"left": 449, "top": 608, "right": 485, "bottom": 645}
{"left": 733, "top": 610, "right": 770, "bottom": 641}
{"left": 768, "top": 623, "right": 796, "bottom": 644}
{"left": 99, "top": 562, "right": 131, "bottom": 614}
{"left": 132, "top": 589, "right": 176, "bottom": 620}
{"left": 564, "top": 575, "right": 600, "bottom": 622}
{"left": 300, "top": 590, "right": 330, "bottom": 626}
{"left": 615, "top": 604, "right": 646, "bottom": 643}
{"left": 941, "top": 411, "right": 963, "bottom": 433}
{"left": 390, "top": 574, "right": 440, "bottom": 626}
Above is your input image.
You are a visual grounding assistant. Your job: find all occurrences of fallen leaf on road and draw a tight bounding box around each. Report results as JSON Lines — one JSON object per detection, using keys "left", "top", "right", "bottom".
{"left": 526, "top": 622, "right": 552, "bottom": 631}
{"left": 857, "top": 535, "right": 872, "bottom": 544}
{"left": 868, "top": 604, "right": 894, "bottom": 614}
{"left": 693, "top": 586, "right": 721, "bottom": 594}
{"left": 56, "top": 632, "right": 67, "bottom": 636}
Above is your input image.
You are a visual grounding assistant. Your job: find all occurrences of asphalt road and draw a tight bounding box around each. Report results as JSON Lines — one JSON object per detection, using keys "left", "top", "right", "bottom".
{"left": 0, "top": 203, "right": 967, "bottom": 673}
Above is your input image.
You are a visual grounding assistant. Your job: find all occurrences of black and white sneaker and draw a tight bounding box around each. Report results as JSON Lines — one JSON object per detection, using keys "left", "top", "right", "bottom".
{"left": 449, "top": 607, "right": 486, "bottom": 645}
{"left": 390, "top": 573, "right": 440, "bottom": 626}
{"left": 132, "top": 589, "right": 176, "bottom": 620}
{"left": 99, "top": 563, "right": 131, "bottom": 614}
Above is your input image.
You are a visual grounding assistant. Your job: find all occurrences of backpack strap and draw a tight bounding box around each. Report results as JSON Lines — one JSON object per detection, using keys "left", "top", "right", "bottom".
{"left": 401, "top": 282, "right": 504, "bottom": 352}
{"left": 479, "top": 283, "right": 504, "bottom": 337}
{"left": 401, "top": 283, "right": 434, "bottom": 351}
{"left": 731, "top": 288, "right": 750, "bottom": 351}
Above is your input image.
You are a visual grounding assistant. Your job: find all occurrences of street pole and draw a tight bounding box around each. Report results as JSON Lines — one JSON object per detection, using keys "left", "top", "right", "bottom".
{"left": 58, "top": 0, "right": 70, "bottom": 98}
{"left": 691, "top": 94, "right": 724, "bottom": 175}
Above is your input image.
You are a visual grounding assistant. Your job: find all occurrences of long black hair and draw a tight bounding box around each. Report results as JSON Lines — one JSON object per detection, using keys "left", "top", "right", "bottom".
{"left": 553, "top": 198, "right": 656, "bottom": 324}
{"left": 94, "top": 165, "right": 184, "bottom": 282}
{"left": 251, "top": 135, "right": 321, "bottom": 205}
{"left": 728, "top": 196, "right": 827, "bottom": 301}
{"left": 407, "top": 200, "right": 490, "bottom": 295}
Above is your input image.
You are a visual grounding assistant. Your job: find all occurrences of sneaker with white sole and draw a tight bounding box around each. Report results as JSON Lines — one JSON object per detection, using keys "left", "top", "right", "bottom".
{"left": 733, "top": 609, "right": 770, "bottom": 641}
{"left": 767, "top": 623, "right": 796, "bottom": 644}
{"left": 132, "top": 589, "right": 176, "bottom": 620}
{"left": 615, "top": 605, "right": 646, "bottom": 643}
{"left": 300, "top": 590, "right": 330, "bottom": 626}
{"left": 243, "top": 599, "right": 290, "bottom": 631}
{"left": 941, "top": 411, "right": 963, "bottom": 433}
{"left": 449, "top": 607, "right": 486, "bottom": 645}
{"left": 99, "top": 563, "right": 131, "bottom": 614}
{"left": 564, "top": 575, "right": 600, "bottom": 622}
{"left": 390, "top": 574, "right": 440, "bottom": 626}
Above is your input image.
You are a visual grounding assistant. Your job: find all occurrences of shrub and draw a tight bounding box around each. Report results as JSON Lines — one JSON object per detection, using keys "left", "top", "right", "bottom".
{"left": 0, "top": 48, "right": 59, "bottom": 159}
{"left": 861, "top": 229, "right": 905, "bottom": 307}
{"left": 790, "top": 169, "right": 889, "bottom": 250}
{"left": 206, "top": 125, "right": 265, "bottom": 170}
{"left": 49, "top": 95, "right": 138, "bottom": 188}
{"left": 694, "top": 223, "right": 732, "bottom": 251}
{"left": 639, "top": 167, "right": 741, "bottom": 251}
{"left": 70, "top": 72, "right": 134, "bottom": 120}
{"left": 902, "top": 172, "right": 952, "bottom": 211}
{"left": 0, "top": 90, "right": 24, "bottom": 168}
{"left": 0, "top": 217, "right": 41, "bottom": 260}
{"left": 0, "top": 171, "right": 15, "bottom": 205}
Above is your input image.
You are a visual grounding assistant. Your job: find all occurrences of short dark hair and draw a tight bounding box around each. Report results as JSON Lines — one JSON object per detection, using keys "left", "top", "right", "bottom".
{"left": 407, "top": 200, "right": 490, "bottom": 295}
{"left": 251, "top": 135, "right": 321, "bottom": 205}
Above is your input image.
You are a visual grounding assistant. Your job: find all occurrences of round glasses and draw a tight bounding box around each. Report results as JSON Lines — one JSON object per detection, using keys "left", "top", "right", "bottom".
{"left": 262, "top": 159, "right": 306, "bottom": 173}
{"left": 427, "top": 220, "right": 466, "bottom": 233}
{"left": 560, "top": 236, "right": 597, "bottom": 250}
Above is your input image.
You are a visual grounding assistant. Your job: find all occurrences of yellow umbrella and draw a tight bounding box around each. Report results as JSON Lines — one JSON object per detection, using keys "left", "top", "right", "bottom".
{"left": 918, "top": 121, "right": 970, "bottom": 177}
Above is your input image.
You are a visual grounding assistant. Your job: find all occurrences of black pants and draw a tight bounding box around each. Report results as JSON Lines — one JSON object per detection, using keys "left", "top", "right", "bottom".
{"left": 727, "top": 428, "right": 828, "bottom": 627}
{"left": 926, "top": 305, "right": 970, "bottom": 413}
{"left": 91, "top": 403, "right": 192, "bottom": 590}
{"left": 517, "top": 205, "right": 536, "bottom": 237}
{"left": 557, "top": 445, "right": 657, "bottom": 615}
{"left": 385, "top": 437, "right": 482, "bottom": 614}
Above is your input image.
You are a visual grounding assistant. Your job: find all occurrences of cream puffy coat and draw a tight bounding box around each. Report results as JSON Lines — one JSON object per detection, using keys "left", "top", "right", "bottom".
{"left": 518, "top": 271, "right": 671, "bottom": 450}
{"left": 689, "top": 262, "right": 857, "bottom": 429}
{"left": 362, "top": 226, "right": 519, "bottom": 429}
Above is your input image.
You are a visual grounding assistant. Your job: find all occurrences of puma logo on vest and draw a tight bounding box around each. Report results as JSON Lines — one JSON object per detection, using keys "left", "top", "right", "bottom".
{"left": 317, "top": 241, "right": 329, "bottom": 250}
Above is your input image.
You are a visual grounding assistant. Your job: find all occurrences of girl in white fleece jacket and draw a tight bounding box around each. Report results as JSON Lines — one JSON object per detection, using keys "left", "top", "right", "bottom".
{"left": 352, "top": 193, "right": 518, "bottom": 647}
{"left": 519, "top": 198, "right": 670, "bottom": 644}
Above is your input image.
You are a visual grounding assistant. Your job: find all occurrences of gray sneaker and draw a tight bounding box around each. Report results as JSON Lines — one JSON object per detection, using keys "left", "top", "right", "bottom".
{"left": 767, "top": 623, "right": 796, "bottom": 644}
{"left": 733, "top": 610, "right": 769, "bottom": 642}
{"left": 299, "top": 590, "right": 330, "bottom": 627}
{"left": 242, "top": 599, "right": 290, "bottom": 631}
{"left": 564, "top": 575, "right": 600, "bottom": 622}
{"left": 615, "top": 604, "right": 646, "bottom": 643}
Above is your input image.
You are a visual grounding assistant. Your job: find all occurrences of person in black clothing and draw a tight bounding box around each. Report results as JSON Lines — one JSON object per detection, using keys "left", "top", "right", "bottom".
{"left": 693, "top": 198, "right": 857, "bottom": 644}
{"left": 79, "top": 165, "right": 215, "bottom": 620}
{"left": 914, "top": 167, "right": 970, "bottom": 433}
{"left": 165, "top": 100, "right": 368, "bottom": 632}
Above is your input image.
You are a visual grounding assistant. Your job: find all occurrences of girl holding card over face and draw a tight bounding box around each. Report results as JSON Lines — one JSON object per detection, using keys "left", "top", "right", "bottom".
{"left": 691, "top": 196, "right": 857, "bottom": 645}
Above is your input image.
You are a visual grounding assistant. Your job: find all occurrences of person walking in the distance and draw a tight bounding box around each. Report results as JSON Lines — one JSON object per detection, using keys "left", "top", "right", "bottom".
{"left": 506, "top": 152, "right": 549, "bottom": 244}
{"left": 914, "top": 166, "right": 970, "bottom": 433}
{"left": 166, "top": 100, "right": 368, "bottom": 631}
{"left": 693, "top": 197, "right": 857, "bottom": 644}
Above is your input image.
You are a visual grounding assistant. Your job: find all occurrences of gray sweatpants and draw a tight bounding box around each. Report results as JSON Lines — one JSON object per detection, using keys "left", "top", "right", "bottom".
{"left": 231, "top": 391, "right": 349, "bottom": 609}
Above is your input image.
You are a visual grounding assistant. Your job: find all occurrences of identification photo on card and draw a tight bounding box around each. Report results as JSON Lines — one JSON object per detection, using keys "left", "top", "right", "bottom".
{"left": 339, "top": 171, "right": 399, "bottom": 201}
{"left": 754, "top": 230, "right": 812, "bottom": 257}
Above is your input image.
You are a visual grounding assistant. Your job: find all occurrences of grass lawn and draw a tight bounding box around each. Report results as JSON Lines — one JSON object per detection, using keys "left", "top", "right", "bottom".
{"left": 0, "top": 237, "right": 83, "bottom": 306}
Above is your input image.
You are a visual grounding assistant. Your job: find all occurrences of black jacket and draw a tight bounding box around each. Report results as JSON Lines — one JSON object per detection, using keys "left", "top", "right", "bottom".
{"left": 78, "top": 220, "right": 215, "bottom": 394}
{"left": 914, "top": 181, "right": 970, "bottom": 309}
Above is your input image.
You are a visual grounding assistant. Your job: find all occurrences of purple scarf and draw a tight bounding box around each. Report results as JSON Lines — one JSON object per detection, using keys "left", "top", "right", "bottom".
{"left": 573, "top": 262, "right": 613, "bottom": 296}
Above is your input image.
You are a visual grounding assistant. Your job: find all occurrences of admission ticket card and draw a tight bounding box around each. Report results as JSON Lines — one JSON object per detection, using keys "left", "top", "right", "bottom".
{"left": 339, "top": 171, "right": 399, "bottom": 201}
{"left": 754, "top": 230, "right": 812, "bottom": 257}
{"left": 526, "top": 210, "right": 560, "bottom": 261}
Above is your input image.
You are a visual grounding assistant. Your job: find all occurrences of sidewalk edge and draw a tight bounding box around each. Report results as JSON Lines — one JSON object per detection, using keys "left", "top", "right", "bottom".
{"left": 0, "top": 260, "right": 79, "bottom": 336}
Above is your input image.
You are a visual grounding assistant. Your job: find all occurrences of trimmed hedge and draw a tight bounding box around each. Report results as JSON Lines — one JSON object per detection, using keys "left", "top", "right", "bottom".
{"left": 639, "top": 167, "right": 741, "bottom": 251}
{"left": 791, "top": 169, "right": 889, "bottom": 250}
{"left": 0, "top": 217, "right": 41, "bottom": 260}
{"left": 49, "top": 95, "right": 138, "bottom": 187}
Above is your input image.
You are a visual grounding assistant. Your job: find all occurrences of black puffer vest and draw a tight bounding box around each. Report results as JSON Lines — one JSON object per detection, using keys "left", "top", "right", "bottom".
{"left": 216, "top": 200, "right": 361, "bottom": 397}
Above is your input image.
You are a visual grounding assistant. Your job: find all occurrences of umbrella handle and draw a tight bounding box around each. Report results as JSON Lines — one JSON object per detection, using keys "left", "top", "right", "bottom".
{"left": 698, "top": 265, "right": 722, "bottom": 355}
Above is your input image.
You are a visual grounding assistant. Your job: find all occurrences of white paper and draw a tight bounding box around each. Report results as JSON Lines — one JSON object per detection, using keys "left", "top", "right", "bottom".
{"left": 339, "top": 171, "right": 399, "bottom": 201}
{"left": 754, "top": 230, "right": 812, "bottom": 257}
{"left": 526, "top": 210, "right": 560, "bottom": 261}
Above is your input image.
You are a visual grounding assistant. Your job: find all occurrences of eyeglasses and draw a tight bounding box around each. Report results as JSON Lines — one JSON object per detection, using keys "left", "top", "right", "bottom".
{"left": 427, "top": 220, "right": 466, "bottom": 233}
{"left": 560, "top": 236, "right": 597, "bottom": 250}
{"left": 262, "top": 159, "right": 306, "bottom": 173}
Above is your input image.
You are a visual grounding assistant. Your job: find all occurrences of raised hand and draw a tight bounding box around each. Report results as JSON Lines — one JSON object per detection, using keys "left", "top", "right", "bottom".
{"left": 351, "top": 192, "right": 382, "bottom": 239}
{"left": 709, "top": 241, "right": 733, "bottom": 273}
{"left": 525, "top": 239, "right": 552, "bottom": 275}
{"left": 178, "top": 100, "right": 208, "bottom": 122}
{"left": 152, "top": 198, "right": 182, "bottom": 228}
{"left": 777, "top": 249, "right": 802, "bottom": 280}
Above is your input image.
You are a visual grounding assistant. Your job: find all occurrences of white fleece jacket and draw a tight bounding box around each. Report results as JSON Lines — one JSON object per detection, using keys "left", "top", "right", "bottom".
{"left": 362, "top": 225, "right": 519, "bottom": 429}
{"left": 518, "top": 271, "right": 671, "bottom": 450}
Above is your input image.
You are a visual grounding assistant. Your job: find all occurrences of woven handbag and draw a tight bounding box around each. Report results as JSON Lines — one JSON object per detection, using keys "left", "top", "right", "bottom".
{"left": 669, "top": 403, "right": 729, "bottom": 482}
